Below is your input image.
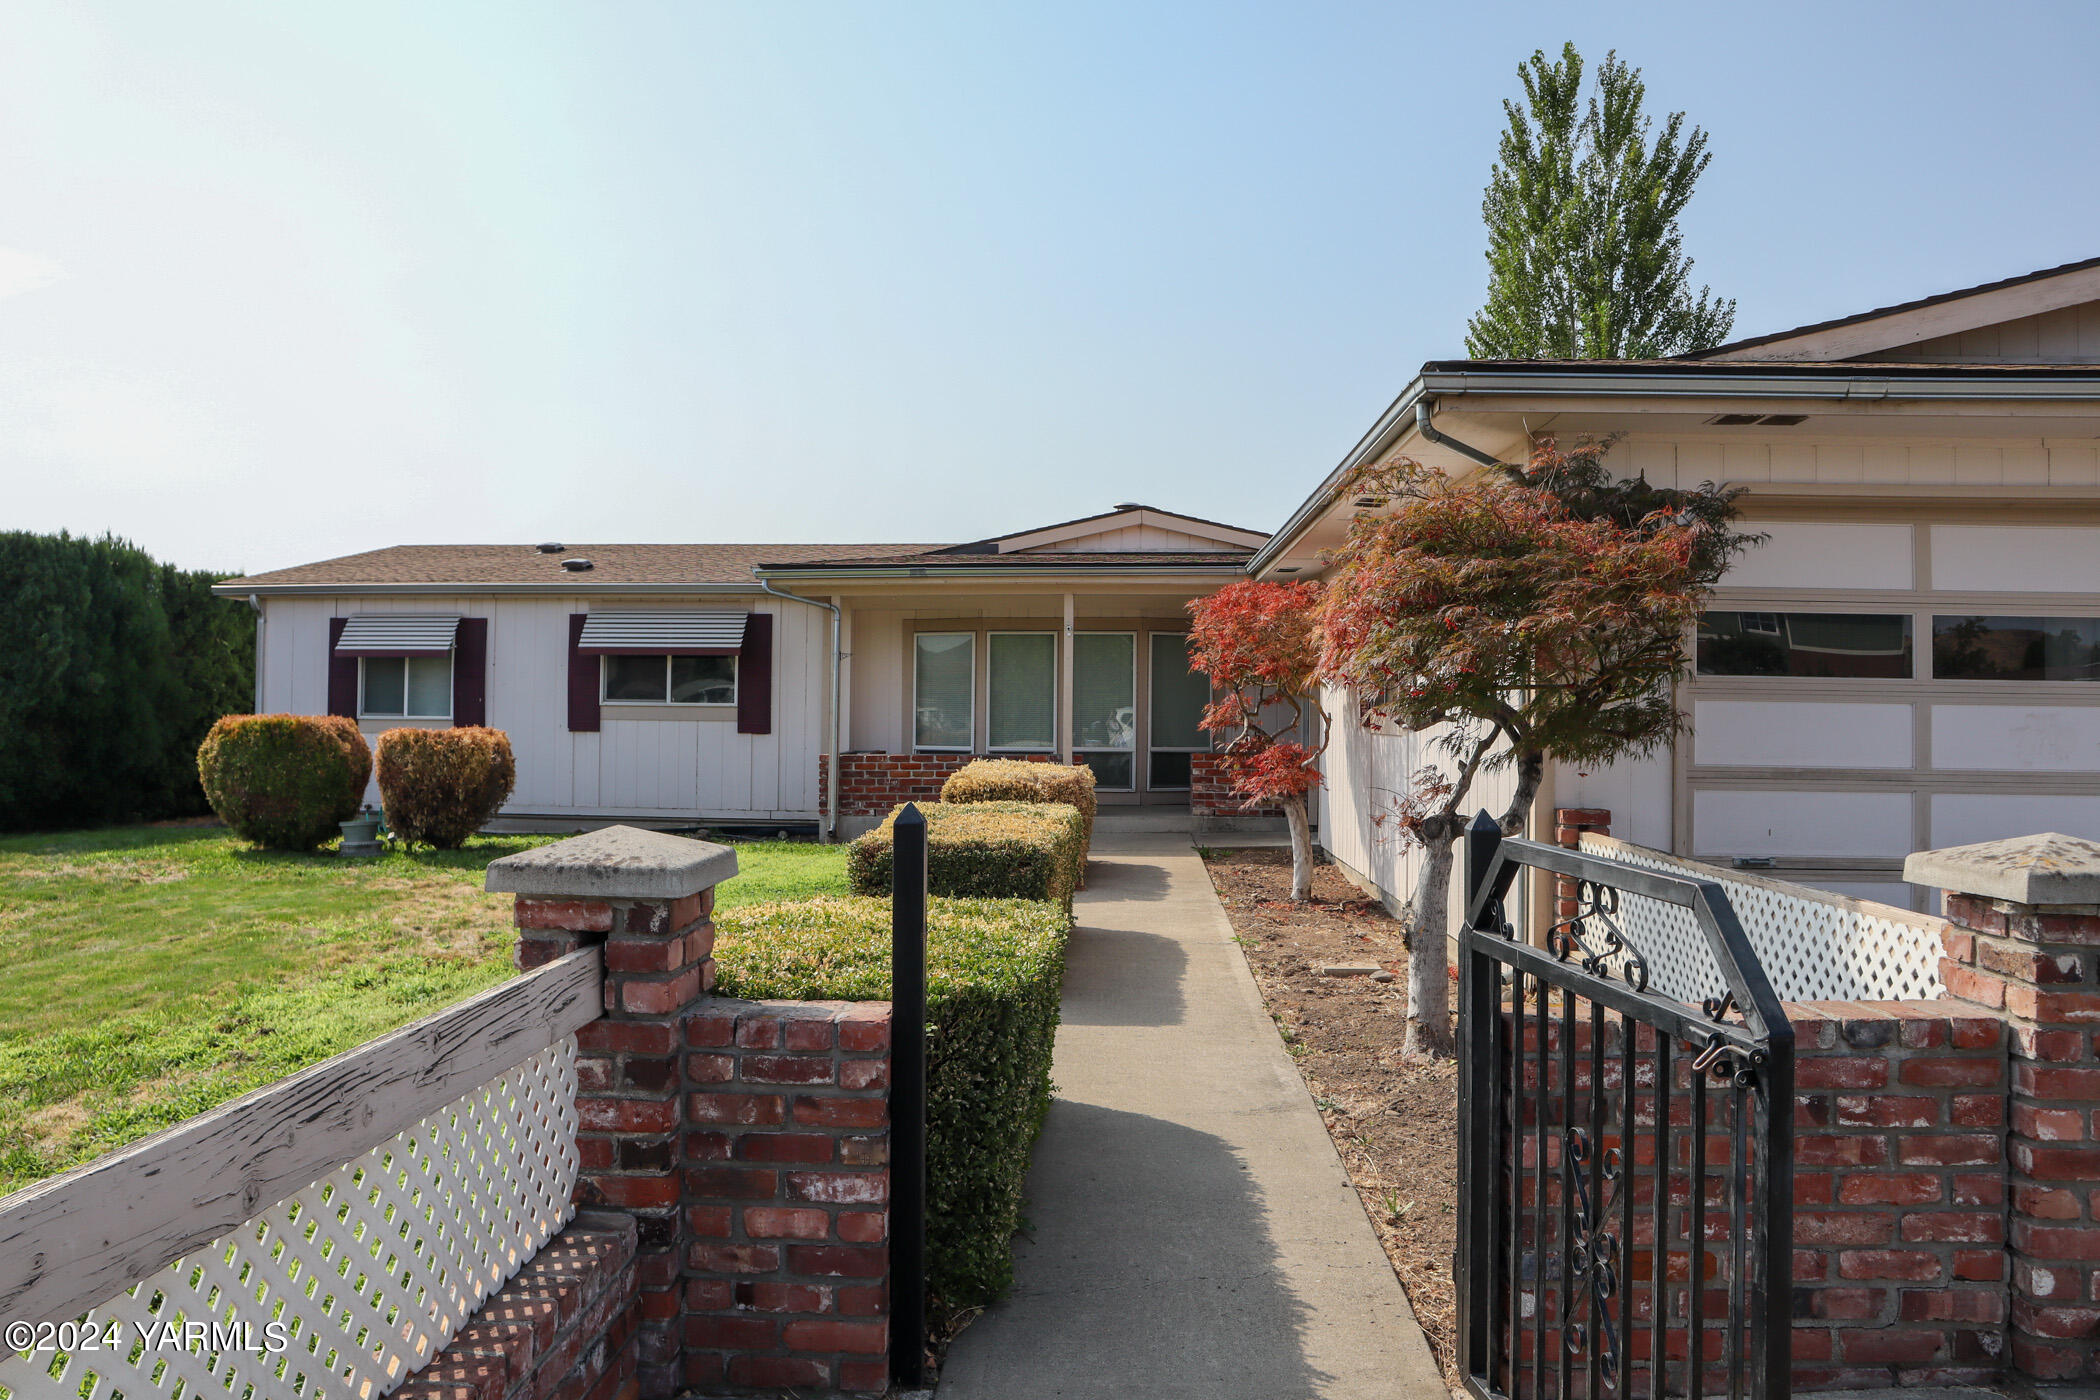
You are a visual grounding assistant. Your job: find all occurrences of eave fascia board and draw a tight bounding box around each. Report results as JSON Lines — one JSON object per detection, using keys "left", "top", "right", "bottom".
{"left": 750, "top": 564, "right": 1250, "bottom": 583}
{"left": 211, "top": 580, "right": 769, "bottom": 598}
{"left": 1246, "top": 376, "right": 1431, "bottom": 577}
{"left": 1417, "top": 367, "right": 2100, "bottom": 401}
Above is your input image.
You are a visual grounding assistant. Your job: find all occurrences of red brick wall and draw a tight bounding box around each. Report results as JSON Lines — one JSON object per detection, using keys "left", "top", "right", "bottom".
{"left": 1787, "top": 1001, "right": 2007, "bottom": 1388}
{"left": 1189, "top": 752, "right": 1281, "bottom": 818}
{"left": 1937, "top": 893, "right": 2100, "bottom": 1383}
{"left": 682, "top": 1002, "right": 892, "bottom": 1395}
{"left": 819, "top": 752, "right": 1078, "bottom": 818}
{"left": 400, "top": 1214, "right": 641, "bottom": 1400}
{"left": 512, "top": 886, "right": 894, "bottom": 1398}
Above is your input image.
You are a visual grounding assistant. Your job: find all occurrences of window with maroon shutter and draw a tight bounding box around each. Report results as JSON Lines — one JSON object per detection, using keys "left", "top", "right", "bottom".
{"left": 567, "top": 614, "right": 599, "bottom": 732}
{"left": 452, "top": 618, "right": 488, "bottom": 727}
{"left": 736, "top": 612, "right": 773, "bottom": 735}
{"left": 327, "top": 618, "right": 358, "bottom": 718}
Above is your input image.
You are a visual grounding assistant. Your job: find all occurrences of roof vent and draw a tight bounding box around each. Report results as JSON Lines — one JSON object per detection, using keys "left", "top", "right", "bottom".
{"left": 536, "top": 542, "right": 566, "bottom": 554}
{"left": 1704, "top": 413, "right": 1808, "bottom": 427}
{"left": 560, "top": 557, "right": 594, "bottom": 572}
{"left": 1113, "top": 501, "right": 1144, "bottom": 512}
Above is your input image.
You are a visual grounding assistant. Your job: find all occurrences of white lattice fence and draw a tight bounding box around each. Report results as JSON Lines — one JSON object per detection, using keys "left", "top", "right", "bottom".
{"left": 0, "top": 950, "right": 600, "bottom": 1400}
{"left": 1575, "top": 836, "right": 1947, "bottom": 1005}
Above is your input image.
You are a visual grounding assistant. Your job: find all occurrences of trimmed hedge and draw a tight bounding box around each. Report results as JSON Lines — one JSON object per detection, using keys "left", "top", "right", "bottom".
{"left": 0, "top": 531, "right": 253, "bottom": 831}
{"left": 375, "top": 726, "right": 517, "bottom": 849}
{"left": 848, "top": 801, "right": 1084, "bottom": 909}
{"left": 711, "top": 895, "right": 1068, "bottom": 1317}
{"left": 195, "top": 714, "right": 371, "bottom": 851}
{"left": 939, "top": 757, "right": 1097, "bottom": 855}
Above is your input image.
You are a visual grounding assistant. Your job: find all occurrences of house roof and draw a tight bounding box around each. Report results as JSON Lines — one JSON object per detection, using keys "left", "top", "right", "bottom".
{"left": 217, "top": 543, "right": 935, "bottom": 592}
{"left": 1691, "top": 254, "right": 2100, "bottom": 363}
{"left": 926, "top": 504, "right": 1267, "bottom": 555}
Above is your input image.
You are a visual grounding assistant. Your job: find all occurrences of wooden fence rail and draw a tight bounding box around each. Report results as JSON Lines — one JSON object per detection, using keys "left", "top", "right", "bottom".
{"left": 0, "top": 947, "right": 600, "bottom": 1330}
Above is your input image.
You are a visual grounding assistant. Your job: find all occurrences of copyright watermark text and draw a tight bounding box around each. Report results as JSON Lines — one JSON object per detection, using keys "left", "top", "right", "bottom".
{"left": 7, "top": 1319, "right": 291, "bottom": 1355}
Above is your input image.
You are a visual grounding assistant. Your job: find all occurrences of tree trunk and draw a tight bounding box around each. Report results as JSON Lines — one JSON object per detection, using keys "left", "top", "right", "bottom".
{"left": 1284, "top": 794, "right": 1314, "bottom": 902}
{"left": 1403, "top": 820, "right": 1459, "bottom": 1058}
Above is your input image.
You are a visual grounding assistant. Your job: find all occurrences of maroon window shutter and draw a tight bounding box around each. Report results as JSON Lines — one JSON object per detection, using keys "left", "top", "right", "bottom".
{"left": 567, "top": 614, "right": 600, "bottom": 733}
{"left": 452, "top": 618, "right": 488, "bottom": 727}
{"left": 737, "top": 612, "right": 773, "bottom": 735}
{"left": 327, "top": 617, "right": 358, "bottom": 717}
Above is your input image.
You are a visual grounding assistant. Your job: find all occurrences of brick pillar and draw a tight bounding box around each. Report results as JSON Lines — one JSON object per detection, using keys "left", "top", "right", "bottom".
{"left": 1909, "top": 832, "right": 2100, "bottom": 1386}
{"left": 489, "top": 825, "right": 740, "bottom": 1400}
{"left": 1553, "top": 807, "right": 1610, "bottom": 923}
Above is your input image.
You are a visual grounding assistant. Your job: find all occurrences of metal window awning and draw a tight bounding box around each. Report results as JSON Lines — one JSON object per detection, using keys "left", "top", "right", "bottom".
{"left": 576, "top": 610, "right": 749, "bottom": 655}
{"left": 333, "top": 615, "right": 462, "bottom": 656}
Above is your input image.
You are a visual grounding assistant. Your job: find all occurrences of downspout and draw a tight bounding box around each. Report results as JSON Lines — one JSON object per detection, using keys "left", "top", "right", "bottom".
{"left": 756, "top": 578, "right": 843, "bottom": 843}
{"left": 246, "top": 594, "right": 264, "bottom": 712}
{"left": 1413, "top": 400, "right": 1504, "bottom": 468}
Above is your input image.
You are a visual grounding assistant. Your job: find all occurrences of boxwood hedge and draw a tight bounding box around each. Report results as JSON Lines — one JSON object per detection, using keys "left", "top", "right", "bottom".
{"left": 939, "top": 758, "right": 1097, "bottom": 856}
{"left": 710, "top": 894, "right": 1068, "bottom": 1319}
{"left": 847, "top": 801, "right": 1084, "bottom": 909}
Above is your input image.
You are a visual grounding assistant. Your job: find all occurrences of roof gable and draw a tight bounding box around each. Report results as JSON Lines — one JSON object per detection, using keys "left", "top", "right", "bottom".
{"left": 1700, "top": 255, "right": 2100, "bottom": 364}
{"left": 932, "top": 504, "right": 1267, "bottom": 556}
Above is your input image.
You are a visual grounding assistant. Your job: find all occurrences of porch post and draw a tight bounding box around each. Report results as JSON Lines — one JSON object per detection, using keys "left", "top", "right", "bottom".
{"left": 1059, "top": 592, "right": 1075, "bottom": 764}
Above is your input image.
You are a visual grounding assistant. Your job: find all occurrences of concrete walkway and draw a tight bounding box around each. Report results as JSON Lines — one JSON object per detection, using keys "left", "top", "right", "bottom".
{"left": 937, "top": 834, "right": 1447, "bottom": 1400}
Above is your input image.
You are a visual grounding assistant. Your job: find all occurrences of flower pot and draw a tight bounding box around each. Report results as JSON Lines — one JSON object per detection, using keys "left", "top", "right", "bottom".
{"left": 339, "top": 810, "right": 383, "bottom": 858}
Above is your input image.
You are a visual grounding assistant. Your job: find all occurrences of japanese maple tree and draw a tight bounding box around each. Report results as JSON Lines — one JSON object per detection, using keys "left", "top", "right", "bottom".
{"left": 1318, "top": 437, "right": 1752, "bottom": 1056}
{"left": 1187, "top": 579, "right": 1328, "bottom": 901}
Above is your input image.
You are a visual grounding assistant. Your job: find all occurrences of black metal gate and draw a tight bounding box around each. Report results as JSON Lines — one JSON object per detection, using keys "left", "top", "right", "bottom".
{"left": 1455, "top": 813, "right": 1794, "bottom": 1400}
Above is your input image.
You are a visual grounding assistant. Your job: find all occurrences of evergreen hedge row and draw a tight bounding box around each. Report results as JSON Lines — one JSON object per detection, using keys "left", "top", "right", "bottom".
{"left": 709, "top": 894, "right": 1068, "bottom": 1319}
{"left": 0, "top": 532, "right": 253, "bottom": 832}
{"left": 846, "top": 801, "right": 1085, "bottom": 909}
{"left": 939, "top": 757, "right": 1097, "bottom": 857}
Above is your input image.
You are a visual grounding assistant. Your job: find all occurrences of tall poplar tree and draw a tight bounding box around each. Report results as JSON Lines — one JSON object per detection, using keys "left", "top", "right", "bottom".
{"left": 1467, "top": 43, "right": 1735, "bottom": 360}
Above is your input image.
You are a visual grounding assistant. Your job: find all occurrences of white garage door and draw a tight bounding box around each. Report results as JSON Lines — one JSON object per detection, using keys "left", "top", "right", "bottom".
{"left": 1683, "top": 520, "right": 2100, "bottom": 908}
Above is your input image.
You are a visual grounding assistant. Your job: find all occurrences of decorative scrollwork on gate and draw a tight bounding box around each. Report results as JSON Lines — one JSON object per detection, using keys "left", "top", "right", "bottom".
{"left": 1563, "top": 1128, "right": 1624, "bottom": 1382}
{"left": 1547, "top": 879, "right": 1650, "bottom": 992}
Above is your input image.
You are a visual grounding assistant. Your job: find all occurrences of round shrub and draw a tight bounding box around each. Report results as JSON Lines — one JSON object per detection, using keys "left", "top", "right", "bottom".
{"left": 196, "top": 714, "right": 372, "bottom": 851}
{"left": 375, "top": 726, "right": 516, "bottom": 849}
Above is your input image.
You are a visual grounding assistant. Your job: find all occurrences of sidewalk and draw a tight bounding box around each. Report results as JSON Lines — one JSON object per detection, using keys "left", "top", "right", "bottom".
{"left": 936, "top": 833, "right": 1447, "bottom": 1400}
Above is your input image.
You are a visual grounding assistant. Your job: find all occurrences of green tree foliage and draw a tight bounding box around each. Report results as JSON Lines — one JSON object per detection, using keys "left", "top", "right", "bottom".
{"left": 1467, "top": 43, "right": 1735, "bottom": 360}
{"left": 0, "top": 532, "right": 254, "bottom": 831}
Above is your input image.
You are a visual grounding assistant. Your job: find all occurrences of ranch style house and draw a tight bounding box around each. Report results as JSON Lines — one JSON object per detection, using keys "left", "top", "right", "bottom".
{"left": 221, "top": 255, "right": 2100, "bottom": 911}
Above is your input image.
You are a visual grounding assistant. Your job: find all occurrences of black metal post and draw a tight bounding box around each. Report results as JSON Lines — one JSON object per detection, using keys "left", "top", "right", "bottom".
{"left": 889, "top": 804, "right": 929, "bottom": 1388}
{"left": 1455, "top": 810, "right": 1503, "bottom": 1383}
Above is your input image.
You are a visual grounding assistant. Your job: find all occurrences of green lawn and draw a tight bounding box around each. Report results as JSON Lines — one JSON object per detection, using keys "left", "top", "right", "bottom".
{"left": 0, "top": 823, "right": 847, "bottom": 1196}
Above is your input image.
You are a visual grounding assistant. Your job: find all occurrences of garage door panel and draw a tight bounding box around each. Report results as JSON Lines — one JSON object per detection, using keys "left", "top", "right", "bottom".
{"left": 1931, "top": 705, "right": 2100, "bottom": 771}
{"left": 1931, "top": 525, "right": 2100, "bottom": 592}
{"left": 1930, "top": 793, "right": 2100, "bottom": 848}
{"left": 1691, "top": 789, "right": 1914, "bottom": 860}
{"left": 1725, "top": 522, "right": 1912, "bottom": 590}
{"left": 1693, "top": 700, "right": 1912, "bottom": 769}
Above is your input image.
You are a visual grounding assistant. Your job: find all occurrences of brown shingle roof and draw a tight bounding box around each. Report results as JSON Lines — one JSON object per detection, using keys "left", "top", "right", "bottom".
{"left": 221, "top": 543, "right": 937, "bottom": 590}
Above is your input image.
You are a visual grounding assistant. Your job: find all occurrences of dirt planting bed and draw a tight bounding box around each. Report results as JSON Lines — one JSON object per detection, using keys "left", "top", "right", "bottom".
{"left": 1201, "top": 846, "right": 1461, "bottom": 1391}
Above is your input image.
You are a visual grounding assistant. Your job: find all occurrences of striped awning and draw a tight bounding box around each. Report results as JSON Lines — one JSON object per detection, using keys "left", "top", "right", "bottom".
{"left": 333, "top": 615, "right": 462, "bottom": 656}
{"left": 576, "top": 610, "right": 749, "bottom": 655}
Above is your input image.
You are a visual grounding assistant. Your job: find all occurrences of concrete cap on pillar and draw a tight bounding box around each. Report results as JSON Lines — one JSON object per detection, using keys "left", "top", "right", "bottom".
{"left": 1902, "top": 831, "right": 2100, "bottom": 906}
{"left": 485, "top": 824, "right": 739, "bottom": 900}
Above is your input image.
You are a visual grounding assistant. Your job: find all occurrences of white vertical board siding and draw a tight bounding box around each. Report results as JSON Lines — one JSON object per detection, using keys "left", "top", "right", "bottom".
{"left": 256, "top": 592, "right": 823, "bottom": 820}
{"left": 1317, "top": 683, "right": 1518, "bottom": 942}
{"left": 1612, "top": 437, "right": 2092, "bottom": 492}
{"left": 1555, "top": 750, "right": 1673, "bottom": 851}
{"left": 847, "top": 610, "right": 905, "bottom": 752}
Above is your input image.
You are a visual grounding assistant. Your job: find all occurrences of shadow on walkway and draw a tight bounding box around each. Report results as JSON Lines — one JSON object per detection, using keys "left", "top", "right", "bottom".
{"left": 942, "top": 1101, "right": 1331, "bottom": 1399}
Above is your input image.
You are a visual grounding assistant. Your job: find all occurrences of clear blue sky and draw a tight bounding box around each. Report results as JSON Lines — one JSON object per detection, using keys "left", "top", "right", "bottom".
{"left": 5, "top": 1, "right": 2096, "bottom": 574}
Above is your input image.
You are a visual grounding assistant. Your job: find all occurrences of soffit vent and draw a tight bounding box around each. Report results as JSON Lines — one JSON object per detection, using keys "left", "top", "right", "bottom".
{"left": 1704, "top": 413, "right": 1808, "bottom": 426}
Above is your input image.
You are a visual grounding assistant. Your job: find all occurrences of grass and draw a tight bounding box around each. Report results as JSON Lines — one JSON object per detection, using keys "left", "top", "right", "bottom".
{"left": 0, "top": 822, "right": 847, "bottom": 1196}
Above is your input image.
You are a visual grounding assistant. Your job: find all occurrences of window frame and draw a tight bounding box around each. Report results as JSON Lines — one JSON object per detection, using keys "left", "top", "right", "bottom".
{"left": 1071, "top": 630, "right": 1137, "bottom": 791}
{"left": 599, "top": 653, "right": 739, "bottom": 707}
{"left": 359, "top": 653, "right": 454, "bottom": 721}
{"left": 985, "top": 629, "right": 1059, "bottom": 755}
{"left": 912, "top": 631, "right": 978, "bottom": 752}
{"left": 1146, "top": 630, "right": 1210, "bottom": 791}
